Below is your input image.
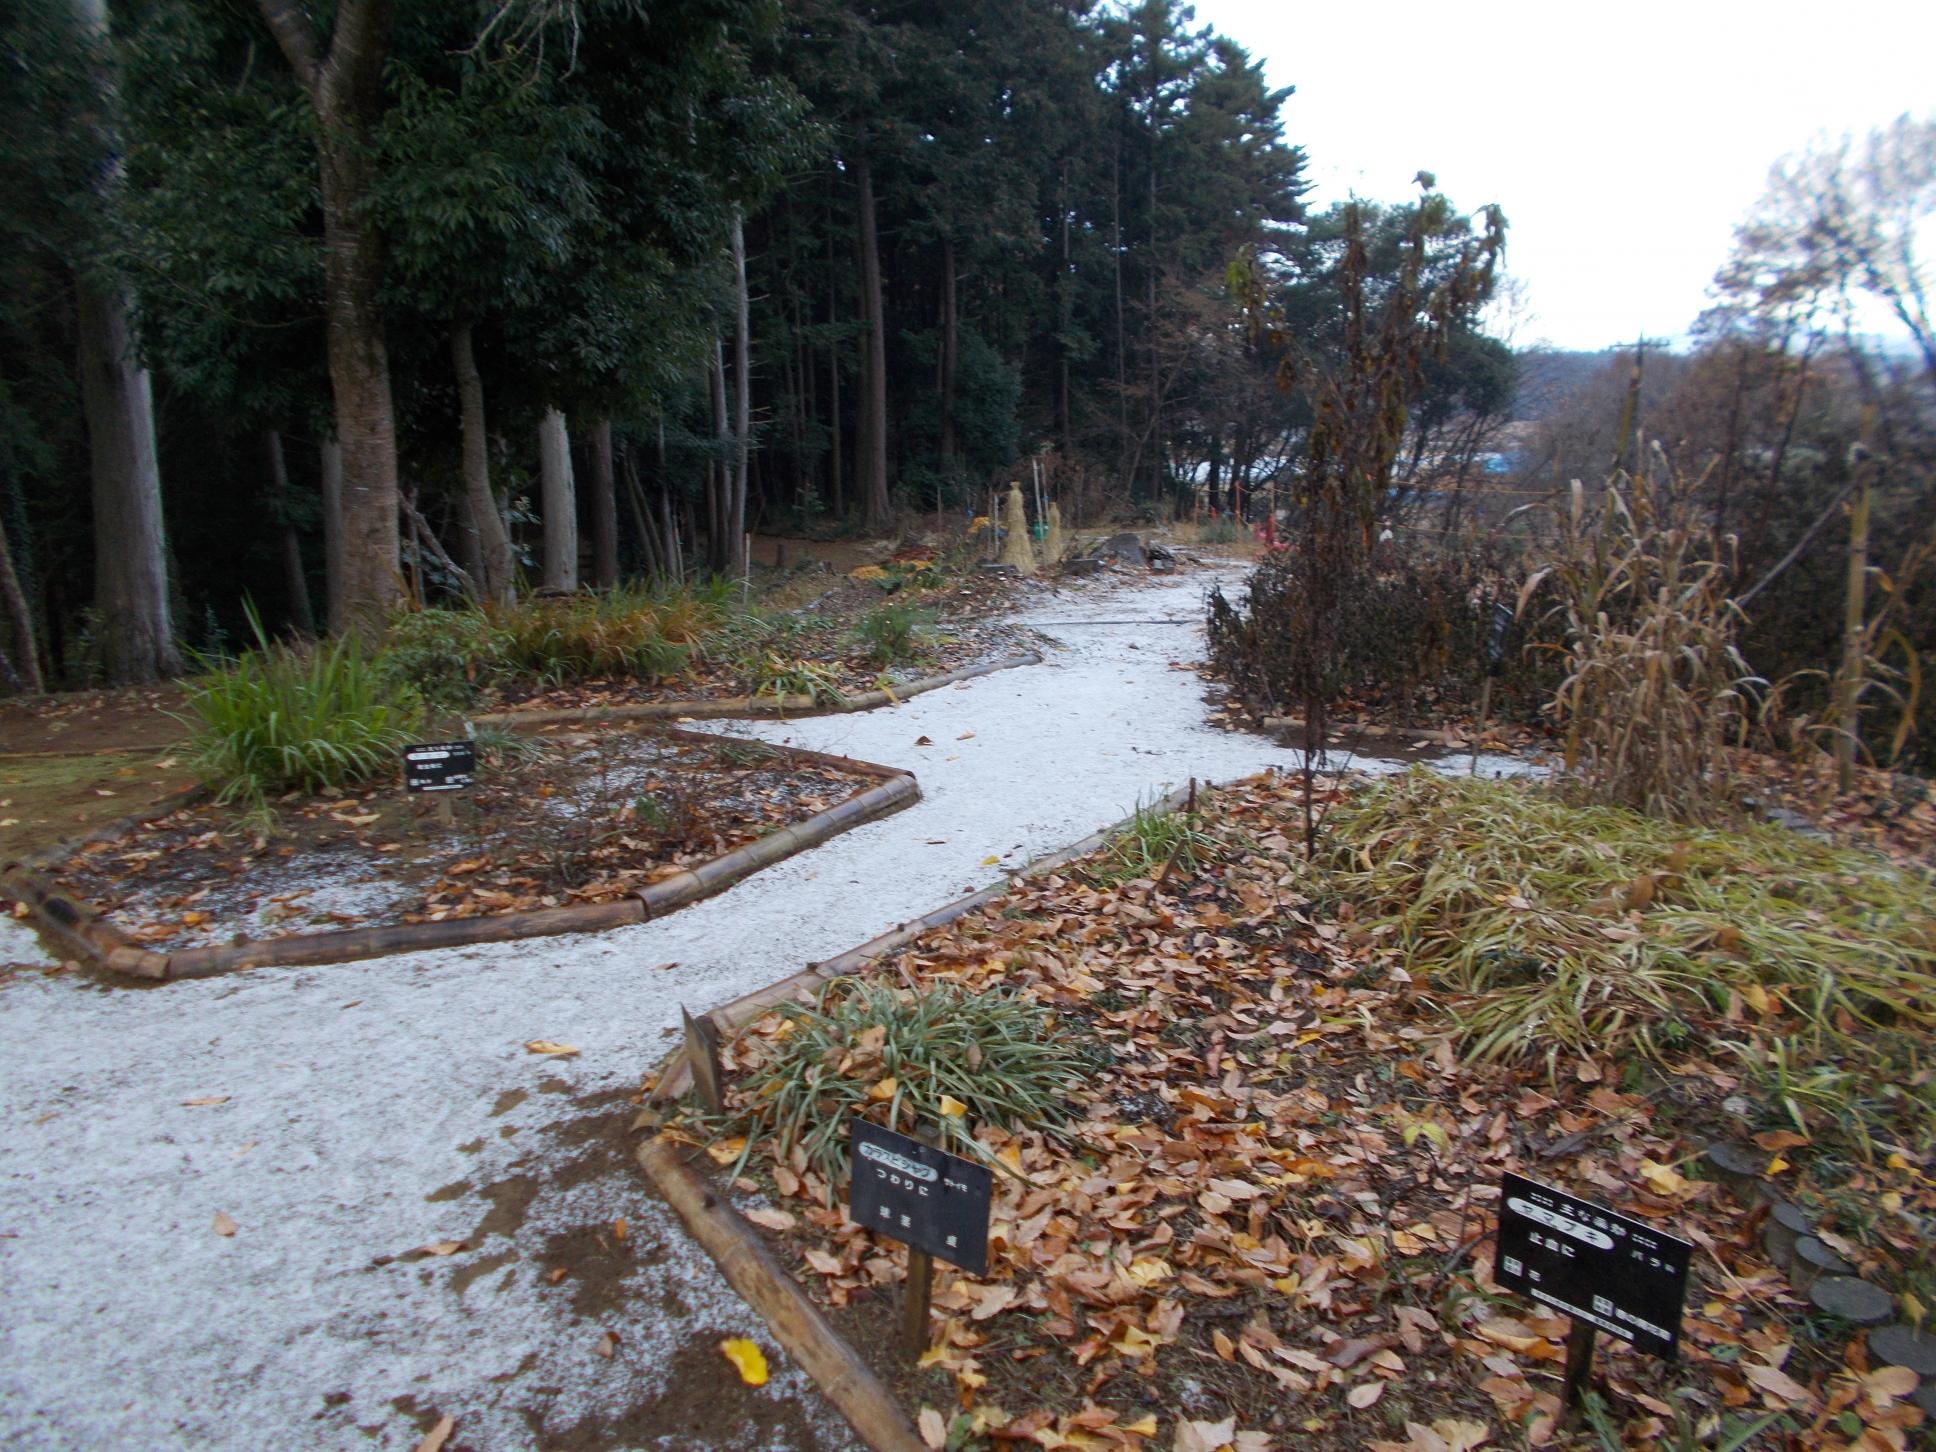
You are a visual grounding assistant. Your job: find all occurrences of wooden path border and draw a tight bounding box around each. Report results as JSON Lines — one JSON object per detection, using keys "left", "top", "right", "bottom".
{"left": 3, "top": 733, "right": 918, "bottom": 982}
{"left": 475, "top": 651, "right": 1042, "bottom": 728}
{"left": 652, "top": 780, "right": 1195, "bottom": 1102}
{"left": 634, "top": 780, "right": 1204, "bottom": 1450}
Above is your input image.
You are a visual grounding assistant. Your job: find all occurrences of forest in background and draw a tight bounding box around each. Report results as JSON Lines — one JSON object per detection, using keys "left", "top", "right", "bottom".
{"left": 0, "top": 0, "right": 1511, "bottom": 687}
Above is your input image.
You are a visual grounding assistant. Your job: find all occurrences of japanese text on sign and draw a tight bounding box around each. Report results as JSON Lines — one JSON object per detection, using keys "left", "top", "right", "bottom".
{"left": 1493, "top": 1171, "right": 1691, "bottom": 1360}
{"left": 848, "top": 1119, "right": 993, "bottom": 1276}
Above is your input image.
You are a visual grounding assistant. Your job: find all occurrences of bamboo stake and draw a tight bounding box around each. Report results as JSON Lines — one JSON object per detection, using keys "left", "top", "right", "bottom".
{"left": 1834, "top": 421, "right": 1878, "bottom": 793}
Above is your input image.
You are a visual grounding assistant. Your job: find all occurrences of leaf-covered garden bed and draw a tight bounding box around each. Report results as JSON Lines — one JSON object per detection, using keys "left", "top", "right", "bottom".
{"left": 47, "top": 726, "right": 881, "bottom": 951}
{"left": 662, "top": 771, "right": 1936, "bottom": 1451}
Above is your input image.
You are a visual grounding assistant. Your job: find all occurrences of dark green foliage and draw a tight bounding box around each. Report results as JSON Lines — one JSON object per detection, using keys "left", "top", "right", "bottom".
{"left": 717, "top": 978, "right": 1086, "bottom": 1186}
{"left": 183, "top": 612, "right": 420, "bottom": 808}
{"left": 374, "top": 609, "right": 511, "bottom": 712}
{"left": 853, "top": 601, "right": 930, "bottom": 664}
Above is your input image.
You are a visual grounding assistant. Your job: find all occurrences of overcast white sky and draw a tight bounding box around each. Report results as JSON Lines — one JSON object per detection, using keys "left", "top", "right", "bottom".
{"left": 1190, "top": 0, "right": 1936, "bottom": 351}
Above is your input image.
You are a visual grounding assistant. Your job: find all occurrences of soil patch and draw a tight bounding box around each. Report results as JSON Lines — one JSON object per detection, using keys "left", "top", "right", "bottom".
{"left": 44, "top": 725, "right": 880, "bottom": 950}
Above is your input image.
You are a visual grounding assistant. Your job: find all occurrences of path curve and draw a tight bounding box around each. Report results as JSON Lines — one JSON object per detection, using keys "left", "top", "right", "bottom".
{"left": 0, "top": 568, "right": 1295, "bottom": 1451}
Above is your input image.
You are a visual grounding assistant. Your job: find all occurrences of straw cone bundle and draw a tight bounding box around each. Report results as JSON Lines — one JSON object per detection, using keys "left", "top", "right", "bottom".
{"left": 999, "top": 484, "right": 1035, "bottom": 573}
{"left": 1045, "top": 502, "right": 1064, "bottom": 564}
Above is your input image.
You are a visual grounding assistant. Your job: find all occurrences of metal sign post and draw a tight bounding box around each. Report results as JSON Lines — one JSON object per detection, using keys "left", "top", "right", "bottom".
{"left": 1493, "top": 1172, "right": 1693, "bottom": 1419}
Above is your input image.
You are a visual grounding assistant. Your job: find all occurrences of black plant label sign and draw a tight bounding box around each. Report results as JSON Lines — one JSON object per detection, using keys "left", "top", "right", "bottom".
{"left": 402, "top": 741, "right": 477, "bottom": 794}
{"left": 848, "top": 1119, "right": 993, "bottom": 1276}
{"left": 1494, "top": 1172, "right": 1692, "bottom": 1360}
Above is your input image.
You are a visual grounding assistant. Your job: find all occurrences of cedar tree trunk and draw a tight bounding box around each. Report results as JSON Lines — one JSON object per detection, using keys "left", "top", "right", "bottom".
{"left": 853, "top": 154, "right": 890, "bottom": 534}
{"left": 76, "top": 277, "right": 180, "bottom": 682}
{"left": 450, "top": 321, "right": 514, "bottom": 605}
{"left": 538, "top": 408, "right": 577, "bottom": 593}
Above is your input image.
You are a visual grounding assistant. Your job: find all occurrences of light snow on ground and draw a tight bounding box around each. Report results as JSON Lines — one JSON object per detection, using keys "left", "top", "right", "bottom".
{"left": 0, "top": 566, "right": 1517, "bottom": 1450}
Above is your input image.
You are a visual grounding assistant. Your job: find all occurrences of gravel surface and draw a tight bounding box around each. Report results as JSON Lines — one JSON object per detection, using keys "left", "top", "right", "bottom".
{"left": 0, "top": 566, "right": 1461, "bottom": 1450}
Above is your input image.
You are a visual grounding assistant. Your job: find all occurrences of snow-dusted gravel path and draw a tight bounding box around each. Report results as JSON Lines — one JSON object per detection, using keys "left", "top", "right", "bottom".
{"left": 0, "top": 568, "right": 1302, "bottom": 1451}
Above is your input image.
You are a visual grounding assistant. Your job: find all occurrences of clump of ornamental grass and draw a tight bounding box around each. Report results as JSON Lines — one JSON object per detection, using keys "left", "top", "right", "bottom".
{"left": 853, "top": 600, "right": 931, "bottom": 665}
{"left": 717, "top": 979, "right": 1086, "bottom": 1192}
{"left": 1524, "top": 451, "right": 1756, "bottom": 822}
{"left": 490, "top": 589, "right": 690, "bottom": 683}
{"left": 183, "top": 607, "right": 420, "bottom": 809}
{"left": 1089, "top": 793, "right": 1221, "bottom": 885}
{"left": 743, "top": 652, "right": 847, "bottom": 709}
{"left": 1319, "top": 769, "right": 1936, "bottom": 1150}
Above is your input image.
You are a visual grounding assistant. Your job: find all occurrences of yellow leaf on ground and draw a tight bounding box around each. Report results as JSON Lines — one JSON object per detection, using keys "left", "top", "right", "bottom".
{"left": 1125, "top": 1257, "right": 1174, "bottom": 1287}
{"left": 938, "top": 1095, "right": 968, "bottom": 1117}
{"left": 705, "top": 1136, "right": 748, "bottom": 1165}
{"left": 525, "top": 1040, "right": 580, "bottom": 1056}
{"left": 1638, "top": 1158, "right": 1690, "bottom": 1196}
{"left": 867, "top": 1077, "right": 898, "bottom": 1102}
{"left": 981, "top": 855, "right": 1001, "bottom": 866}
{"left": 211, "top": 1210, "right": 237, "bottom": 1237}
{"left": 720, "top": 1337, "right": 769, "bottom": 1386}
{"left": 414, "top": 1415, "right": 455, "bottom": 1452}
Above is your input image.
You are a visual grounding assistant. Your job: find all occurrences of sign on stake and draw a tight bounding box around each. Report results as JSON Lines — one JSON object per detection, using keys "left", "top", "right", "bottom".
{"left": 403, "top": 740, "right": 477, "bottom": 829}
{"left": 681, "top": 1007, "right": 724, "bottom": 1115}
{"left": 1493, "top": 1172, "right": 1692, "bottom": 1417}
{"left": 848, "top": 1120, "right": 993, "bottom": 1360}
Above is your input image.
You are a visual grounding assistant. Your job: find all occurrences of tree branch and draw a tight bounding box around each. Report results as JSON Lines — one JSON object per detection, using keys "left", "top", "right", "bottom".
{"left": 255, "top": 0, "right": 320, "bottom": 98}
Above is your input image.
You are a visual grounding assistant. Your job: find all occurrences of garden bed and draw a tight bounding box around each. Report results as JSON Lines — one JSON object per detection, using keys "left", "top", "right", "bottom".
{"left": 650, "top": 770, "right": 1936, "bottom": 1451}
{"left": 19, "top": 726, "right": 915, "bottom": 979}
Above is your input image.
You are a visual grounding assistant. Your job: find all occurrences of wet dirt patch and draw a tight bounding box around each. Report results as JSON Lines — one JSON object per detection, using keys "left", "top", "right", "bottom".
{"left": 518, "top": 1335, "right": 849, "bottom": 1452}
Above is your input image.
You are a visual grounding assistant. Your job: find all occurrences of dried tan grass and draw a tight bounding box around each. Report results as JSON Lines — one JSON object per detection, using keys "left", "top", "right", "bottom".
{"left": 1523, "top": 447, "right": 1756, "bottom": 822}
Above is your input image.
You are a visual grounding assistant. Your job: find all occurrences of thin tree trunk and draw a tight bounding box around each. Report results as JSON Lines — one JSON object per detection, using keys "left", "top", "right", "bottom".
{"left": 450, "top": 321, "right": 514, "bottom": 605}
{"left": 939, "top": 235, "right": 958, "bottom": 473}
{"left": 68, "top": 0, "right": 179, "bottom": 682}
{"left": 258, "top": 0, "right": 402, "bottom": 633}
{"left": 620, "top": 445, "right": 661, "bottom": 580}
{"left": 1111, "top": 139, "right": 1130, "bottom": 496}
{"left": 587, "top": 418, "right": 619, "bottom": 590}
{"left": 319, "top": 435, "right": 346, "bottom": 629}
{"left": 825, "top": 199, "right": 844, "bottom": 520}
{"left": 1835, "top": 417, "right": 1878, "bottom": 791}
{"left": 1058, "top": 159, "right": 1072, "bottom": 456}
{"left": 264, "top": 430, "right": 316, "bottom": 635}
{"left": 538, "top": 408, "right": 577, "bottom": 592}
{"left": 0, "top": 504, "right": 43, "bottom": 693}
{"left": 729, "top": 210, "right": 751, "bottom": 577}
{"left": 709, "top": 339, "right": 730, "bottom": 573}
{"left": 853, "top": 153, "right": 891, "bottom": 534}
{"left": 76, "top": 277, "right": 180, "bottom": 682}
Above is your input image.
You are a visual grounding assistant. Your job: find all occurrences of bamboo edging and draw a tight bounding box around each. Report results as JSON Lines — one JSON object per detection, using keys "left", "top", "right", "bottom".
{"left": 635, "top": 781, "right": 1204, "bottom": 1451}
{"left": 3, "top": 744, "right": 918, "bottom": 982}
{"left": 653, "top": 780, "right": 1196, "bottom": 1102}
{"left": 637, "top": 1136, "right": 926, "bottom": 1452}
{"left": 476, "top": 651, "right": 1043, "bottom": 729}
